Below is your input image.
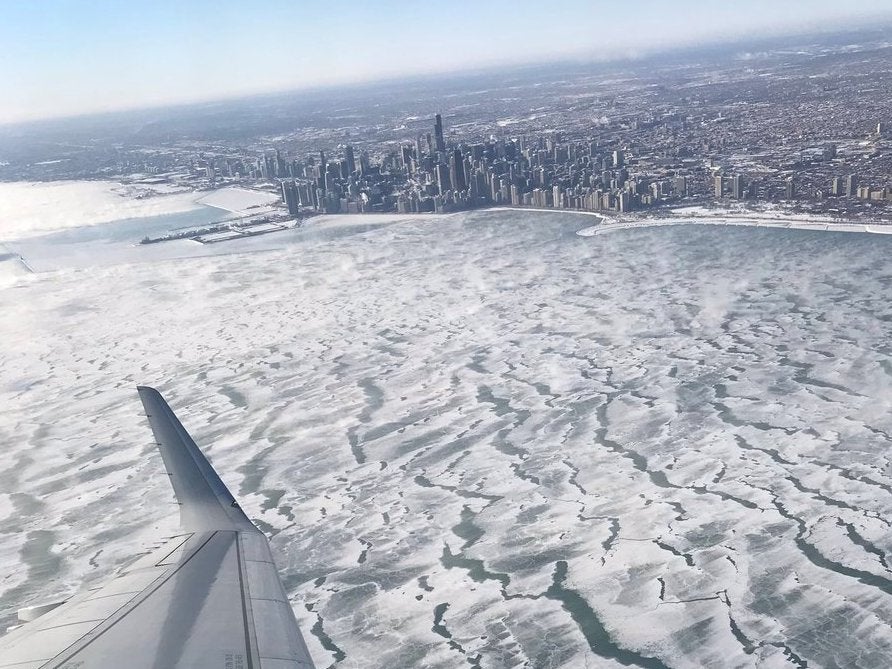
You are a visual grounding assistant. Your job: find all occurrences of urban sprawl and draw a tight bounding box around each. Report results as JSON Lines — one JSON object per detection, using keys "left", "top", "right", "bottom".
{"left": 6, "top": 28, "right": 892, "bottom": 223}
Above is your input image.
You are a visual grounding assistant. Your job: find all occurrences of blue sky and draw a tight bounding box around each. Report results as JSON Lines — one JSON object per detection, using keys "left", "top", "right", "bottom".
{"left": 1, "top": 0, "right": 890, "bottom": 123}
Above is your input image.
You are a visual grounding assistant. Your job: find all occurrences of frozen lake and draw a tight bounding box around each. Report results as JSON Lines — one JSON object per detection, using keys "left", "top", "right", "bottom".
{"left": 2, "top": 209, "right": 892, "bottom": 667}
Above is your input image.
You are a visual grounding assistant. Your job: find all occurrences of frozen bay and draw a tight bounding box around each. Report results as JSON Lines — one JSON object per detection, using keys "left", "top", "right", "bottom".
{"left": 2, "top": 210, "right": 892, "bottom": 668}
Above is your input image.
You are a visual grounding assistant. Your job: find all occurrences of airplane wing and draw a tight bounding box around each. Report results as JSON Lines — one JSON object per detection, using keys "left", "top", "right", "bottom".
{"left": 0, "top": 386, "right": 317, "bottom": 669}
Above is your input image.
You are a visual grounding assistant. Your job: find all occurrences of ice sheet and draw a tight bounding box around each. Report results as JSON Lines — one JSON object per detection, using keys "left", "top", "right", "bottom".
{"left": 0, "top": 181, "right": 203, "bottom": 242}
{"left": 2, "top": 211, "right": 892, "bottom": 668}
{"left": 196, "top": 187, "right": 280, "bottom": 214}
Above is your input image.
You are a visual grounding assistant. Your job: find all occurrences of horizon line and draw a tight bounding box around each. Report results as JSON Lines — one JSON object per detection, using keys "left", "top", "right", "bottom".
{"left": 2, "top": 18, "right": 891, "bottom": 130}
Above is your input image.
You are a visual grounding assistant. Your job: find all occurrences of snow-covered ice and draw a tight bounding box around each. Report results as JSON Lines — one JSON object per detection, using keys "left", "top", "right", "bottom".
{"left": 2, "top": 212, "right": 892, "bottom": 668}
{"left": 0, "top": 181, "right": 205, "bottom": 242}
{"left": 196, "top": 186, "right": 280, "bottom": 214}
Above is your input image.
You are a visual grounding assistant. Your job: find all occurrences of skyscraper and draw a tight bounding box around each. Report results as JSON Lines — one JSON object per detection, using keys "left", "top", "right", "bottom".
{"left": 281, "top": 180, "right": 299, "bottom": 215}
{"left": 731, "top": 174, "right": 745, "bottom": 200}
{"left": 345, "top": 145, "right": 356, "bottom": 175}
{"left": 831, "top": 177, "right": 844, "bottom": 196}
{"left": 673, "top": 176, "right": 687, "bottom": 197}
{"left": 415, "top": 137, "right": 424, "bottom": 162}
{"left": 449, "top": 148, "right": 465, "bottom": 191}
{"left": 359, "top": 150, "right": 371, "bottom": 176}
{"left": 435, "top": 163, "right": 451, "bottom": 194}
{"left": 618, "top": 191, "right": 632, "bottom": 212}
{"left": 434, "top": 114, "right": 446, "bottom": 153}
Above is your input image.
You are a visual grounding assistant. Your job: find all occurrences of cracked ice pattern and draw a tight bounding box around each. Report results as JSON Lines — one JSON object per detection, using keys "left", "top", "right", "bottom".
{"left": 2, "top": 210, "right": 892, "bottom": 668}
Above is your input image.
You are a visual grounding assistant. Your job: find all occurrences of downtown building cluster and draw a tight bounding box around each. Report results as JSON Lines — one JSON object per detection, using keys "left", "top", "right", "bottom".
{"left": 275, "top": 114, "right": 687, "bottom": 216}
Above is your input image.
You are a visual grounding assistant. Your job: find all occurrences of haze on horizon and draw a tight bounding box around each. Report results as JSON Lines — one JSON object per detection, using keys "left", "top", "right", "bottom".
{"left": 1, "top": 0, "right": 891, "bottom": 125}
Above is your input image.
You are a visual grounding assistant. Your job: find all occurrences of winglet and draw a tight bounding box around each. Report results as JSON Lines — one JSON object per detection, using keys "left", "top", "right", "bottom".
{"left": 137, "top": 386, "right": 256, "bottom": 532}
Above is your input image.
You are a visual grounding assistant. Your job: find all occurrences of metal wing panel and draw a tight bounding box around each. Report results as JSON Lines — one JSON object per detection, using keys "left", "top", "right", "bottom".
{"left": 0, "top": 530, "right": 316, "bottom": 668}
{"left": 252, "top": 598, "right": 316, "bottom": 667}
{"left": 240, "top": 537, "right": 314, "bottom": 667}
{"left": 136, "top": 386, "right": 255, "bottom": 533}
{"left": 54, "top": 530, "right": 251, "bottom": 668}
{"left": 0, "top": 387, "right": 317, "bottom": 669}
{"left": 0, "top": 534, "right": 183, "bottom": 668}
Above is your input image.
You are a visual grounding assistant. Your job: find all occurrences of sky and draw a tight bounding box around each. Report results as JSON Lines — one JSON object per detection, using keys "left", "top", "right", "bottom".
{"left": 1, "top": 0, "right": 891, "bottom": 124}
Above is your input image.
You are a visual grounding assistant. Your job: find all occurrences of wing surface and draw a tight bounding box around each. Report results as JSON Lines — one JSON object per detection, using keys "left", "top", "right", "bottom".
{"left": 0, "top": 386, "right": 316, "bottom": 669}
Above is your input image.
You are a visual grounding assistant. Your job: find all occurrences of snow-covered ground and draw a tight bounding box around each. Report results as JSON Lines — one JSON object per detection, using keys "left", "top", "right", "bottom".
{"left": 579, "top": 218, "right": 892, "bottom": 237}
{"left": 579, "top": 205, "right": 892, "bottom": 237}
{"left": 196, "top": 186, "right": 280, "bottom": 214}
{"left": 2, "top": 210, "right": 892, "bottom": 668}
{"left": 0, "top": 181, "right": 204, "bottom": 242}
{"left": 0, "top": 255, "right": 31, "bottom": 290}
{"left": 668, "top": 203, "right": 849, "bottom": 223}
{"left": 490, "top": 206, "right": 618, "bottom": 226}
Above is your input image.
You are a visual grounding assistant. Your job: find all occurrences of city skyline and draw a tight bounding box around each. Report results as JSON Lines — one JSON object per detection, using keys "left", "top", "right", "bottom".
{"left": 2, "top": 0, "right": 892, "bottom": 124}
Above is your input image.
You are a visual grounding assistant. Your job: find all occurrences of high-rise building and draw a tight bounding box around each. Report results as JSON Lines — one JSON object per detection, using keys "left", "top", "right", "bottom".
{"left": 673, "top": 176, "right": 687, "bottom": 197}
{"left": 345, "top": 145, "right": 356, "bottom": 175}
{"left": 613, "top": 150, "right": 625, "bottom": 168}
{"left": 714, "top": 175, "right": 724, "bottom": 198}
{"left": 281, "top": 180, "right": 299, "bottom": 215}
{"left": 401, "top": 146, "right": 413, "bottom": 169}
{"left": 324, "top": 169, "right": 339, "bottom": 193}
{"left": 359, "top": 151, "right": 371, "bottom": 176}
{"left": 649, "top": 182, "right": 661, "bottom": 200}
{"left": 831, "top": 177, "right": 844, "bottom": 196}
{"left": 732, "top": 174, "right": 745, "bottom": 200}
{"left": 323, "top": 191, "right": 340, "bottom": 214}
{"left": 449, "top": 149, "right": 465, "bottom": 191}
{"left": 297, "top": 183, "right": 312, "bottom": 208}
{"left": 435, "top": 163, "right": 451, "bottom": 194}
{"left": 618, "top": 191, "right": 632, "bottom": 212}
{"left": 785, "top": 177, "right": 796, "bottom": 199}
{"left": 415, "top": 137, "right": 424, "bottom": 162}
{"left": 434, "top": 114, "right": 446, "bottom": 153}
{"left": 845, "top": 174, "right": 858, "bottom": 197}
